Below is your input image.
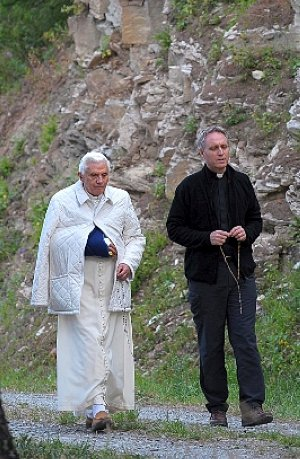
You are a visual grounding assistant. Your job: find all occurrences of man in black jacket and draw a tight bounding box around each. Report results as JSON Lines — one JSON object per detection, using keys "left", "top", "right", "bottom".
{"left": 166, "top": 126, "right": 273, "bottom": 428}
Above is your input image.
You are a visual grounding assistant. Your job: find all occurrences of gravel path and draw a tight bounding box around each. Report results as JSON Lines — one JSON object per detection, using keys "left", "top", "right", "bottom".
{"left": 2, "top": 392, "right": 299, "bottom": 458}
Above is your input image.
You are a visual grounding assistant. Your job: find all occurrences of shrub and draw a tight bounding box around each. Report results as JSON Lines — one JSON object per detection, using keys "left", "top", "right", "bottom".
{"left": 132, "top": 231, "right": 168, "bottom": 294}
{"left": 39, "top": 115, "right": 58, "bottom": 153}
{"left": 184, "top": 115, "right": 198, "bottom": 134}
{"left": 0, "top": 225, "right": 22, "bottom": 263}
{"left": 0, "top": 157, "right": 14, "bottom": 178}
{"left": 28, "top": 199, "right": 49, "bottom": 247}
{"left": 252, "top": 110, "right": 288, "bottom": 135}
{"left": 0, "top": 178, "right": 9, "bottom": 216}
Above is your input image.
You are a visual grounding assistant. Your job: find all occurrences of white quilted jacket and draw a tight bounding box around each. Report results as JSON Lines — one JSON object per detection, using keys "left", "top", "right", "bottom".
{"left": 31, "top": 180, "right": 145, "bottom": 314}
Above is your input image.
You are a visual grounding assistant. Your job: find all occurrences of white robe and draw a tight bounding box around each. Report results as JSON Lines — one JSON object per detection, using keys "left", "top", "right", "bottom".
{"left": 57, "top": 256, "right": 134, "bottom": 413}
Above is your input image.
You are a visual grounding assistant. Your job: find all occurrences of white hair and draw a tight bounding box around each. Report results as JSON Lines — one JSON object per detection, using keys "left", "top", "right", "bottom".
{"left": 78, "top": 150, "right": 111, "bottom": 173}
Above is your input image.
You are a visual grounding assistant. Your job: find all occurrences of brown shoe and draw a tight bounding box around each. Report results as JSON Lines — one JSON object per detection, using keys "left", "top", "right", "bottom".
{"left": 210, "top": 410, "right": 228, "bottom": 427}
{"left": 91, "top": 411, "right": 112, "bottom": 432}
{"left": 86, "top": 416, "right": 93, "bottom": 429}
{"left": 240, "top": 401, "right": 273, "bottom": 427}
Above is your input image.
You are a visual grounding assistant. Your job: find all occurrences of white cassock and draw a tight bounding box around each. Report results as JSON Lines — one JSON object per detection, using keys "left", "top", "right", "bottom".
{"left": 56, "top": 255, "right": 134, "bottom": 414}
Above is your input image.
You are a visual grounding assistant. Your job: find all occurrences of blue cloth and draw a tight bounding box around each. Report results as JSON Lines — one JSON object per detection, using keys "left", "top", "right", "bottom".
{"left": 85, "top": 226, "right": 109, "bottom": 257}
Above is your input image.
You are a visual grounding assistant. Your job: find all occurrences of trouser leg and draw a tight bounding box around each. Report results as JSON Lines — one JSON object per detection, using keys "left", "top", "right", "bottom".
{"left": 227, "top": 274, "right": 265, "bottom": 404}
{"left": 188, "top": 263, "right": 233, "bottom": 412}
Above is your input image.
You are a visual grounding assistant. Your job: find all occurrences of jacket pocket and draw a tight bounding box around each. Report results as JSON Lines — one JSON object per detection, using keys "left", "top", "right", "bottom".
{"left": 50, "top": 275, "right": 72, "bottom": 312}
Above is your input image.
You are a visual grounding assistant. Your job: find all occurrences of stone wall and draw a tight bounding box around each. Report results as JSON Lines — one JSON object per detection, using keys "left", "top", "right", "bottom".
{"left": 15, "top": 0, "right": 300, "bottom": 270}
{"left": 290, "top": 0, "right": 300, "bottom": 50}
{"left": 61, "top": 0, "right": 300, "bottom": 268}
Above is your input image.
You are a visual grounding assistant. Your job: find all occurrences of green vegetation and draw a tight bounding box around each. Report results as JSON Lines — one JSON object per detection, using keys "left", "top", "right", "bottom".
{"left": 152, "top": 161, "right": 167, "bottom": 199}
{"left": 153, "top": 161, "right": 166, "bottom": 178}
{"left": 0, "top": 226, "right": 22, "bottom": 264}
{"left": 0, "top": 156, "right": 14, "bottom": 178}
{"left": 171, "top": 0, "right": 256, "bottom": 30}
{"left": 39, "top": 115, "right": 59, "bottom": 153}
{"left": 184, "top": 115, "right": 198, "bottom": 134}
{"left": 1, "top": 230, "right": 299, "bottom": 419}
{"left": 132, "top": 259, "right": 300, "bottom": 419}
{"left": 154, "top": 29, "right": 172, "bottom": 53}
{"left": 132, "top": 231, "right": 169, "bottom": 294}
{"left": 154, "top": 28, "right": 172, "bottom": 70}
{"left": 12, "top": 137, "right": 26, "bottom": 159}
{"left": 27, "top": 199, "right": 50, "bottom": 247}
{"left": 16, "top": 437, "right": 142, "bottom": 459}
{"left": 289, "top": 56, "right": 300, "bottom": 77}
{"left": 1, "top": 364, "right": 56, "bottom": 393}
{"left": 0, "top": 272, "right": 24, "bottom": 327}
{"left": 99, "top": 34, "right": 112, "bottom": 59}
{"left": 230, "top": 45, "right": 281, "bottom": 70}
{"left": 0, "top": 178, "right": 9, "bottom": 216}
{"left": 228, "top": 45, "right": 290, "bottom": 85}
{"left": 252, "top": 110, "right": 289, "bottom": 135}
{"left": 113, "top": 413, "right": 300, "bottom": 447}
{"left": 224, "top": 104, "right": 249, "bottom": 127}
{"left": 289, "top": 217, "right": 300, "bottom": 244}
{"left": 0, "top": 3, "right": 299, "bottom": 458}
{"left": 61, "top": 2, "right": 87, "bottom": 16}
{"left": 258, "top": 267, "right": 299, "bottom": 378}
{"left": 0, "top": 0, "right": 73, "bottom": 93}
{"left": 208, "top": 39, "right": 223, "bottom": 63}
{"left": 171, "top": 0, "right": 211, "bottom": 30}
{"left": 13, "top": 410, "right": 300, "bottom": 456}
{"left": 153, "top": 181, "right": 166, "bottom": 199}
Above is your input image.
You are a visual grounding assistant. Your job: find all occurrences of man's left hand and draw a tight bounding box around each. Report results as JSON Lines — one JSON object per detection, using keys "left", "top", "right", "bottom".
{"left": 229, "top": 226, "right": 246, "bottom": 241}
{"left": 116, "top": 263, "right": 131, "bottom": 281}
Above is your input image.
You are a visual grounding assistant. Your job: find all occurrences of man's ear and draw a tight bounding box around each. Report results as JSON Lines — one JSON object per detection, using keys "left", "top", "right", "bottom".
{"left": 78, "top": 171, "right": 82, "bottom": 181}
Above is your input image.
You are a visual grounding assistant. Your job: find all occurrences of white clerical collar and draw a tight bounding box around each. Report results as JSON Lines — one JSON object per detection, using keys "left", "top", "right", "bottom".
{"left": 84, "top": 187, "right": 103, "bottom": 203}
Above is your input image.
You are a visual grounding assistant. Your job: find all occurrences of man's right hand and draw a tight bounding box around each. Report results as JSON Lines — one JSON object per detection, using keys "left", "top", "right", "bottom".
{"left": 210, "top": 230, "right": 229, "bottom": 246}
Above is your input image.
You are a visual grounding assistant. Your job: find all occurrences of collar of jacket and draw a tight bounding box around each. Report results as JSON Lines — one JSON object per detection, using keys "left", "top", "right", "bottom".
{"left": 74, "top": 180, "right": 115, "bottom": 206}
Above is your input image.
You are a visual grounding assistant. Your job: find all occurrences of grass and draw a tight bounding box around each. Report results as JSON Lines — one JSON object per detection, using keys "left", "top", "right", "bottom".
{"left": 11, "top": 409, "right": 300, "bottom": 454}
{"left": 1, "top": 243, "right": 299, "bottom": 421}
{"left": 1, "top": 243, "right": 299, "bottom": 458}
{"left": 15, "top": 437, "right": 143, "bottom": 458}
{"left": 0, "top": 365, "right": 56, "bottom": 393}
{"left": 0, "top": 238, "right": 299, "bottom": 422}
{"left": 6, "top": 398, "right": 300, "bottom": 455}
{"left": 132, "top": 258, "right": 300, "bottom": 420}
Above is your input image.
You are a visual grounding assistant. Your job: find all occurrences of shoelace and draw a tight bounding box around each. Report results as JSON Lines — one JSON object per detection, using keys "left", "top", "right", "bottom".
{"left": 220, "top": 242, "right": 243, "bottom": 314}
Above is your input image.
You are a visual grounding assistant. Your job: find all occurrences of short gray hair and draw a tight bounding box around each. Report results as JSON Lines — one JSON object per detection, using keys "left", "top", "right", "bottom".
{"left": 78, "top": 150, "right": 111, "bottom": 173}
{"left": 196, "top": 125, "right": 228, "bottom": 151}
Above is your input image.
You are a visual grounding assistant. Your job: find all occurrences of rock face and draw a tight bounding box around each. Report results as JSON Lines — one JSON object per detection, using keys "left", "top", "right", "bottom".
{"left": 1, "top": 0, "right": 300, "bottom": 273}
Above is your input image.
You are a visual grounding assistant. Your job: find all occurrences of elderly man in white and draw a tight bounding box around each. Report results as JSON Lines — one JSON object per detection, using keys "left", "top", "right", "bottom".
{"left": 31, "top": 151, "right": 145, "bottom": 432}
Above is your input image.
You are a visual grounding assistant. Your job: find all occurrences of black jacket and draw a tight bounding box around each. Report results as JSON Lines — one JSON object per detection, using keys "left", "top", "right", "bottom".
{"left": 166, "top": 164, "right": 262, "bottom": 283}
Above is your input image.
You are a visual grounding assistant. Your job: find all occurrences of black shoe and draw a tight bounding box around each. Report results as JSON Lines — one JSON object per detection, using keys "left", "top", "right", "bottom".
{"left": 240, "top": 402, "right": 273, "bottom": 427}
{"left": 210, "top": 410, "right": 228, "bottom": 427}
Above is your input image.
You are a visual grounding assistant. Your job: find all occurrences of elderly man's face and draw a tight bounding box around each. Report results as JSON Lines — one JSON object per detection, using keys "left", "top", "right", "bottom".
{"left": 78, "top": 161, "right": 109, "bottom": 196}
{"left": 201, "top": 131, "right": 229, "bottom": 174}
